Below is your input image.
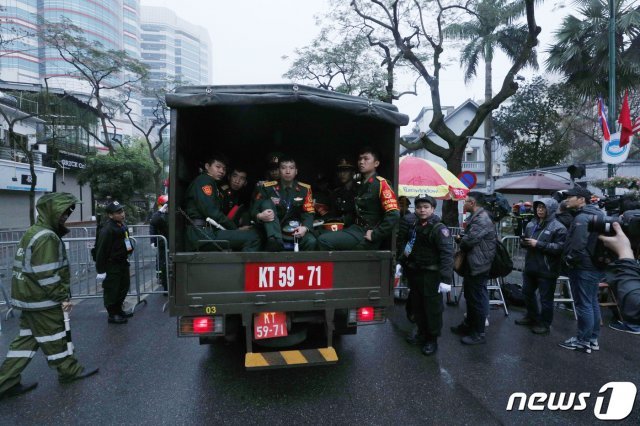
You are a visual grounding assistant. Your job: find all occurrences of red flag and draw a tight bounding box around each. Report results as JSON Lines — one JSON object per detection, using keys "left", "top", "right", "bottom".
{"left": 618, "top": 91, "right": 632, "bottom": 147}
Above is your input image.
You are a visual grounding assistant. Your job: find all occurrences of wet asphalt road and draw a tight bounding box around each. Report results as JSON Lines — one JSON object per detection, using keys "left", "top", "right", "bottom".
{"left": 1, "top": 295, "right": 639, "bottom": 425}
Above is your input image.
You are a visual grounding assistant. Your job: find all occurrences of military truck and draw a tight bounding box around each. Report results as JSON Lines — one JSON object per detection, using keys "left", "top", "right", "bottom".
{"left": 165, "top": 85, "right": 408, "bottom": 369}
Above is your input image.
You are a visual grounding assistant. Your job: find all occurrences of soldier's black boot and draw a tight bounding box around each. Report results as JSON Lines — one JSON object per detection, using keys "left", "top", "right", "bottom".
{"left": 0, "top": 382, "right": 38, "bottom": 400}
{"left": 421, "top": 340, "right": 438, "bottom": 356}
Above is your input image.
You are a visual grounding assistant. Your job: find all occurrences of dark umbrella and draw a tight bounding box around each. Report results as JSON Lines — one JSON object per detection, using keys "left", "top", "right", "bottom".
{"left": 494, "top": 174, "right": 571, "bottom": 195}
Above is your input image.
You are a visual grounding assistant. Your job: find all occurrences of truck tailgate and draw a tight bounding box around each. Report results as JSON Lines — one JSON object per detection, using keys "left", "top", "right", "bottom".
{"left": 171, "top": 251, "right": 393, "bottom": 316}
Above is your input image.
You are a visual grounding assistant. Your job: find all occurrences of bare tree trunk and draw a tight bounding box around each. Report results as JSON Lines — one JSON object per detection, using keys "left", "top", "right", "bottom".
{"left": 442, "top": 145, "right": 465, "bottom": 226}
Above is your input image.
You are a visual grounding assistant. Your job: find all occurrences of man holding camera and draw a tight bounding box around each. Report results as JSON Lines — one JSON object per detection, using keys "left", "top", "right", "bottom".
{"left": 600, "top": 221, "right": 640, "bottom": 334}
{"left": 560, "top": 187, "right": 605, "bottom": 353}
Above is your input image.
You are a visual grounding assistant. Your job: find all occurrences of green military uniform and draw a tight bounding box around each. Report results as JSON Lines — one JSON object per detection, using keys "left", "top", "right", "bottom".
{"left": 252, "top": 180, "right": 317, "bottom": 250}
{"left": 0, "top": 193, "right": 88, "bottom": 392}
{"left": 329, "top": 182, "right": 357, "bottom": 227}
{"left": 397, "top": 213, "right": 453, "bottom": 343}
{"left": 317, "top": 173, "right": 400, "bottom": 250}
{"left": 220, "top": 184, "right": 251, "bottom": 227}
{"left": 184, "top": 173, "right": 260, "bottom": 251}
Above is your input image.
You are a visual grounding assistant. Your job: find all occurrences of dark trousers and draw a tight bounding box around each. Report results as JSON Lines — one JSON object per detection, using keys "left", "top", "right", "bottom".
{"left": 157, "top": 241, "right": 168, "bottom": 291}
{"left": 463, "top": 272, "right": 489, "bottom": 334}
{"left": 316, "top": 225, "right": 381, "bottom": 250}
{"left": 186, "top": 225, "right": 260, "bottom": 252}
{"left": 103, "top": 263, "right": 130, "bottom": 315}
{"left": 406, "top": 269, "right": 443, "bottom": 341}
{"left": 522, "top": 273, "right": 557, "bottom": 327}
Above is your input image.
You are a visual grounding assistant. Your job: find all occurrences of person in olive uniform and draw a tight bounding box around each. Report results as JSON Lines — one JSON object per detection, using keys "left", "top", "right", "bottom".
{"left": 397, "top": 195, "right": 453, "bottom": 356}
{"left": 317, "top": 147, "right": 400, "bottom": 250}
{"left": 184, "top": 154, "right": 260, "bottom": 252}
{"left": 328, "top": 157, "right": 357, "bottom": 227}
{"left": 251, "top": 156, "right": 316, "bottom": 251}
{"left": 95, "top": 201, "right": 134, "bottom": 324}
{"left": 220, "top": 166, "right": 252, "bottom": 228}
{"left": 0, "top": 193, "right": 98, "bottom": 400}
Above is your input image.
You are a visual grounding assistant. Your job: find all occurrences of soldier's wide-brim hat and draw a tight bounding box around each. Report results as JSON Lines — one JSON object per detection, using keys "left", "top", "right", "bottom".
{"left": 322, "top": 221, "right": 344, "bottom": 231}
{"left": 105, "top": 200, "right": 125, "bottom": 213}
{"left": 336, "top": 157, "right": 355, "bottom": 170}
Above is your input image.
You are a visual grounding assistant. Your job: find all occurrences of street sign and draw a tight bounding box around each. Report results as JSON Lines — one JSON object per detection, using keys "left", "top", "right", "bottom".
{"left": 458, "top": 171, "right": 477, "bottom": 189}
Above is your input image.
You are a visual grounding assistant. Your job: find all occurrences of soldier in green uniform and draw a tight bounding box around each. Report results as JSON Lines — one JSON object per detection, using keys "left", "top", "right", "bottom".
{"left": 251, "top": 156, "right": 316, "bottom": 251}
{"left": 220, "top": 166, "right": 252, "bottom": 228}
{"left": 317, "top": 147, "right": 400, "bottom": 250}
{"left": 184, "top": 154, "right": 260, "bottom": 252}
{"left": 0, "top": 193, "right": 98, "bottom": 400}
{"left": 328, "top": 157, "right": 357, "bottom": 227}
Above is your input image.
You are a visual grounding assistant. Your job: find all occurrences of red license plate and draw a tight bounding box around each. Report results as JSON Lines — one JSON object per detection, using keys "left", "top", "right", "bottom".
{"left": 254, "top": 312, "right": 288, "bottom": 340}
{"left": 244, "top": 262, "right": 333, "bottom": 292}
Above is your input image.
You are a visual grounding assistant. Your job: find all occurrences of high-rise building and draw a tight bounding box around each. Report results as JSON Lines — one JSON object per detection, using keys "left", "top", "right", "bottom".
{"left": 140, "top": 5, "right": 211, "bottom": 121}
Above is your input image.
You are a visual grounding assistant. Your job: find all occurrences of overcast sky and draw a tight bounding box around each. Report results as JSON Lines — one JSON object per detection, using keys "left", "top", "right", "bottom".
{"left": 141, "top": 0, "right": 570, "bottom": 132}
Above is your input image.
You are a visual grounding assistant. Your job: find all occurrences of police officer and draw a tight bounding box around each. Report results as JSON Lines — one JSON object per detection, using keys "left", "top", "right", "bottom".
{"left": 317, "top": 147, "right": 400, "bottom": 250}
{"left": 0, "top": 193, "right": 98, "bottom": 399}
{"left": 95, "top": 200, "right": 134, "bottom": 324}
{"left": 251, "top": 156, "right": 316, "bottom": 251}
{"left": 184, "top": 154, "right": 260, "bottom": 252}
{"left": 328, "top": 157, "right": 357, "bottom": 227}
{"left": 397, "top": 195, "right": 453, "bottom": 356}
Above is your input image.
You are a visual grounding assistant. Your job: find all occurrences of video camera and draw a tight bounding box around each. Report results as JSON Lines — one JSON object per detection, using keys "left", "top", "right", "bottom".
{"left": 597, "top": 193, "right": 640, "bottom": 215}
{"left": 588, "top": 209, "right": 640, "bottom": 267}
{"left": 483, "top": 192, "right": 511, "bottom": 222}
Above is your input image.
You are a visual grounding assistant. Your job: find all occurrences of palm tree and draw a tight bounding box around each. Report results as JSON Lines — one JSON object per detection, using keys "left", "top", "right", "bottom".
{"left": 445, "top": 0, "right": 537, "bottom": 188}
{"left": 546, "top": 0, "right": 640, "bottom": 102}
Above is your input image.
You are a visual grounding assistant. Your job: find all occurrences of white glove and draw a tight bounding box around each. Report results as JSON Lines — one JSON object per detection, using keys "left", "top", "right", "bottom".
{"left": 438, "top": 282, "right": 451, "bottom": 293}
{"left": 159, "top": 204, "right": 168, "bottom": 213}
{"left": 206, "top": 217, "right": 226, "bottom": 230}
{"left": 150, "top": 242, "right": 157, "bottom": 248}
{"left": 96, "top": 273, "right": 107, "bottom": 282}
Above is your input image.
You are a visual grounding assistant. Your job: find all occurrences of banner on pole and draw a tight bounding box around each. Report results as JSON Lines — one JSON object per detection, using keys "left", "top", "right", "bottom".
{"left": 601, "top": 132, "right": 632, "bottom": 164}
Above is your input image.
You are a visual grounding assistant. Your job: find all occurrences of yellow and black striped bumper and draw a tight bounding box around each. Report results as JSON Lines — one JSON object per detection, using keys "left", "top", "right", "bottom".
{"left": 245, "top": 347, "right": 338, "bottom": 370}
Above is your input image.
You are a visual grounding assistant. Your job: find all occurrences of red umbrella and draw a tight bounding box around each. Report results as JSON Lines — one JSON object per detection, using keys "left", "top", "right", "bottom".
{"left": 398, "top": 156, "right": 469, "bottom": 200}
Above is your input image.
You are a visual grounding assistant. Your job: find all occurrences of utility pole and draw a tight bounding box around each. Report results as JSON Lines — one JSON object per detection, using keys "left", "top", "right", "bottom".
{"left": 607, "top": 0, "right": 616, "bottom": 180}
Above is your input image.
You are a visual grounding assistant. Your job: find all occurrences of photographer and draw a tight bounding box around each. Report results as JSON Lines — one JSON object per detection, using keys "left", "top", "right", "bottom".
{"left": 559, "top": 187, "right": 605, "bottom": 354}
{"left": 516, "top": 198, "right": 567, "bottom": 335}
{"left": 599, "top": 222, "right": 640, "bottom": 334}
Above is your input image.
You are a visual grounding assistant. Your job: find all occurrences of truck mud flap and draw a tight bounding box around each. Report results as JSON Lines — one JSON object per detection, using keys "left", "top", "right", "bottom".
{"left": 245, "top": 347, "right": 338, "bottom": 370}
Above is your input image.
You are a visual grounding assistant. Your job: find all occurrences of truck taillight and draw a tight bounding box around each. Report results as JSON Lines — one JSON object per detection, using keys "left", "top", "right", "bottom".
{"left": 178, "top": 315, "right": 224, "bottom": 336}
{"left": 193, "top": 317, "right": 213, "bottom": 333}
{"left": 358, "top": 307, "right": 374, "bottom": 322}
{"left": 348, "top": 307, "right": 386, "bottom": 325}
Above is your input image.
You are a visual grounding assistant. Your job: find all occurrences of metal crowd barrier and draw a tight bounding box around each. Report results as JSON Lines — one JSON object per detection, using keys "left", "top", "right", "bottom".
{"left": 0, "top": 231, "right": 169, "bottom": 326}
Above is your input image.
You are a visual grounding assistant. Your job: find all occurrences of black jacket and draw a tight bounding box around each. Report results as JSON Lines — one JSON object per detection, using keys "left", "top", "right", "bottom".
{"left": 606, "top": 259, "right": 640, "bottom": 325}
{"left": 522, "top": 198, "right": 567, "bottom": 278}
{"left": 95, "top": 219, "right": 132, "bottom": 273}
{"left": 396, "top": 214, "right": 453, "bottom": 284}
{"left": 562, "top": 204, "right": 605, "bottom": 271}
{"left": 149, "top": 210, "right": 168, "bottom": 246}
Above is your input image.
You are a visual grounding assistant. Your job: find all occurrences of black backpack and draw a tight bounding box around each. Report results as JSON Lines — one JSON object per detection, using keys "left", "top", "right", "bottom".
{"left": 489, "top": 238, "right": 513, "bottom": 279}
{"left": 90, "top": 215, "right": 104, "bottom": 262}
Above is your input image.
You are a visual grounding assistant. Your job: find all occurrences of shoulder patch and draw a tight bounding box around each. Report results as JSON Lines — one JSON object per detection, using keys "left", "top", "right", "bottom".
{"left": 440, "top": 227, "right": 450, "bottom": 238}
{"left": 201, "top": 185, "right": 213, "bottom": 196}
{"left": 297, "top": 182, "right": 311, "bottom": 189}
{"left": 263, "top": 181, "right": 278, "bottom": 187}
